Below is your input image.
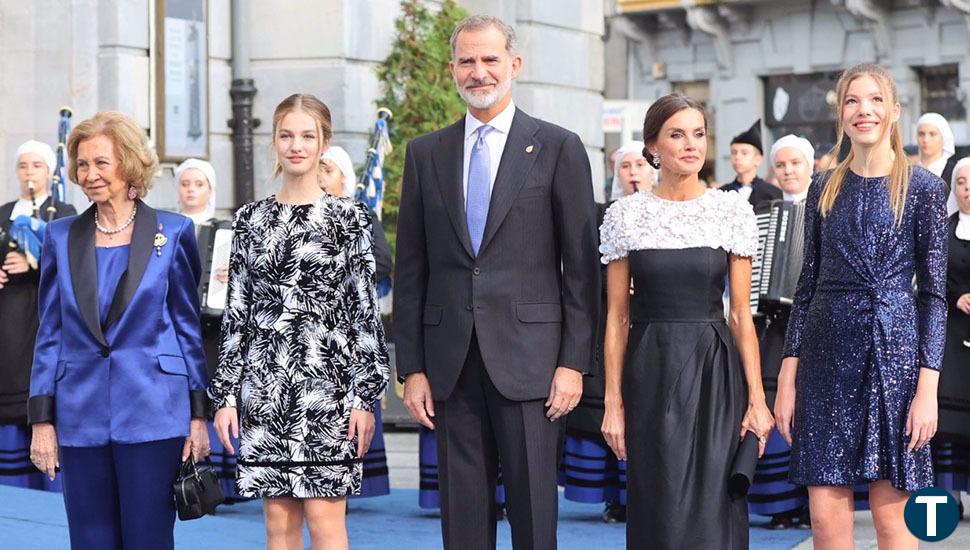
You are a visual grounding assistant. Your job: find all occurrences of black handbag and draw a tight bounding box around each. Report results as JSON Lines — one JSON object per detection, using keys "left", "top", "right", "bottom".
{"left": 173, "top": 459, "right": 225, "bottom": 521}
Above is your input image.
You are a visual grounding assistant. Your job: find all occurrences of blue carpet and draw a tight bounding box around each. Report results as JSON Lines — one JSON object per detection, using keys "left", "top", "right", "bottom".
{"left": 0, "top": 485, "right": 810, "bottom": 549}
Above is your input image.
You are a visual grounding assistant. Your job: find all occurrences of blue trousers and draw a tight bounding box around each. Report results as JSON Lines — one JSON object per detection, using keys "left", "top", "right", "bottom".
{"left": 60, "top": 438, "right": 184, "bottom": 550}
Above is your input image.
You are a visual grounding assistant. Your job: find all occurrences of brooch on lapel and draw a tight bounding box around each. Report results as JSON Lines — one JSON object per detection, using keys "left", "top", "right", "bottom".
{"left": 525, "top": 145, "right": 534, "bottom": 153}
{"left": 154, "top": 224, "right": 167, "bottom": 257}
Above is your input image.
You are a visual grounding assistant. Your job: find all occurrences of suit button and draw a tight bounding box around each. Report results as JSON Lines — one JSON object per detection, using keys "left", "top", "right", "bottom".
{"left": 473, "top": 267, "right": 481, "bottom": 276}
{"left": 465, "top": 304, "right": 473, "bottom": 311}
{"left": 100, "top": 347, "right": 109, "bottom": 358}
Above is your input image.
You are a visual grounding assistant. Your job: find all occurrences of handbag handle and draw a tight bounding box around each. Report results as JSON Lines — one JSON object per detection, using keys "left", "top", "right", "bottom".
{"left": 180, "top": 458, "right": 201, "bottom": 481}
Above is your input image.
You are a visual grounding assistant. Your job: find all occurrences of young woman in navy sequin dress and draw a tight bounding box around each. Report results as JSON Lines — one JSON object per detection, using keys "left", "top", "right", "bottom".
{"left": 775, "top": 64, "right": 948, "bottom": 549}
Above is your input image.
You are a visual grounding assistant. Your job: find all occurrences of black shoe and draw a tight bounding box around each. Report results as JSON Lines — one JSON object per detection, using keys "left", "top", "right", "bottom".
{"left": 602, "top": 500, "right": 626, "bottom": 523}
{"left": 496, "top": 504, "right": 506, "bottom": 521}
{"left": 795, "top": 508, "right": 811, "bottom": 529}
{"left": 959, "top": 501, "right": 965, "bottom": 520}
{"left": 766, "top": 513, "right": 792, "bottom": 530}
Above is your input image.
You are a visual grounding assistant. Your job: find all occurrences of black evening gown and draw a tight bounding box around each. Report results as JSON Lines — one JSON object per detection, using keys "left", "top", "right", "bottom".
{"left": 623, "top": 248, "right": 748, "bottom": 548}
{"left": 600, "top": 190, "right": 757, "bottom": 549}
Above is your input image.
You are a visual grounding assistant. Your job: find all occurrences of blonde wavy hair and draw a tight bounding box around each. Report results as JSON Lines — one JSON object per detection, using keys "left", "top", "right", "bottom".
{"left": 67, "top": 111, "right": 159, "bottom": 198}
{"left": 819, "top": 64, "right": 910, "bottom": 224}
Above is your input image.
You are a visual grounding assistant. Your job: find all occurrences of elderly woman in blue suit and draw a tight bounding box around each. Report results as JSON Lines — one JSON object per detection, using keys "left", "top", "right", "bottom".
{"left": 27, "top": 111, "right": 210, "bottom": 550}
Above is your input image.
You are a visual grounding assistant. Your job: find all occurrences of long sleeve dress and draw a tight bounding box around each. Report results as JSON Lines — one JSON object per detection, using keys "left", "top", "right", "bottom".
{"left": 208, "top": 195, "right": 390, "bottom": 498}
{"left": 599, "top": 189, "right": 758, "bottom": 549}
{"left": 783, "top": 167, "right": 948, "bottom": 491}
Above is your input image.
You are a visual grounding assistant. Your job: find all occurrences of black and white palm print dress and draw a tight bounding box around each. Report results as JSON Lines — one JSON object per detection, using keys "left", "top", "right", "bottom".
{"left": 208, "top": 194, "right": 390, "bottom": 498}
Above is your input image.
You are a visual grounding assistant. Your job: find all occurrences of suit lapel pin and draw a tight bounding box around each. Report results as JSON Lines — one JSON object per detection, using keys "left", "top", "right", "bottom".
{"left": 525, "top": 145, "right": 534, "bottom": 153}
{"left": 154, "top": 224, "right": 167, "bottom": 257}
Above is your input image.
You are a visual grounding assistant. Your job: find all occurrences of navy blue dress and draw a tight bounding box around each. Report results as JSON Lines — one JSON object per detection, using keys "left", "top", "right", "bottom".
{"left": 784, "top": 167, "right": 948, "bottom": 491}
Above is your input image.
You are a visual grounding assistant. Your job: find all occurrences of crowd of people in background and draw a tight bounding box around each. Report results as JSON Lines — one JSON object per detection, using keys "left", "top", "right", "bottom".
{"left": 0, "top": 12, "right": 968, "bottom": 550}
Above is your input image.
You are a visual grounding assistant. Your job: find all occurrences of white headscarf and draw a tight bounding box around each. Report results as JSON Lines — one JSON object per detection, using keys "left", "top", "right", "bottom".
{"left": 948, "top": 156, "right": 970, "bottom": 217}
{"left": 174, "top": 158, "right": 217, "bottom": 221}
{"left": 321, "top": 146, "right": 357, "bottom": 199}
{"left": 610, "top": 141, "right": 648, "bottom": 201}
{"left": 769, "top": 135, "right": 815, "bottom": 169}
{"left": 15, "top": 140, "right": 56, "bottom": 180}
{"left": 916, "top": 112, "right": 956, "bottom": 158}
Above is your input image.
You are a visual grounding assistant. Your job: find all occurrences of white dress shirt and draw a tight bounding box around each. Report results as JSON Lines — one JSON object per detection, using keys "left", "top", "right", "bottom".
{"left": 782, "top": 189, "right": 809, "bottom": 203}
{"left": 737, "top": 185, "right": 753, "bottom": 203}
{"left": 9, "top": 194, "right": 48, "bottom": 220}
{"left": 462, "top": 100, "right": 516, "bottom": 209}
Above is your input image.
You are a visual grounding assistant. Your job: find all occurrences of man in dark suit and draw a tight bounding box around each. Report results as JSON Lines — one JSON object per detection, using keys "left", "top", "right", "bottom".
{"left": 720, "top": 119, "right": 782, "bottom": 205}
{"left": 393, "top": 14, "right": 599, "bottom": 550}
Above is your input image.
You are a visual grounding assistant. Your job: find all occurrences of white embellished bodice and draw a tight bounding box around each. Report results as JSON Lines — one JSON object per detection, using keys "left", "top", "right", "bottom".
{"left": 599, "top": 189, "right": 759, "bottom": 264}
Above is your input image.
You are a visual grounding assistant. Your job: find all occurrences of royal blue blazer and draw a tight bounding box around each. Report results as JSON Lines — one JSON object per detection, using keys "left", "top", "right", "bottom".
{"left": 28, "top": 201, "right": 208, "bottom": 447}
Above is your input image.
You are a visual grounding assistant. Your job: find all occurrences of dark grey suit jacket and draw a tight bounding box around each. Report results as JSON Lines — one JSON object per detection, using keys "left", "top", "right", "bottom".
{"left": 393, "top": 108, "right": 600, "bottom": 402}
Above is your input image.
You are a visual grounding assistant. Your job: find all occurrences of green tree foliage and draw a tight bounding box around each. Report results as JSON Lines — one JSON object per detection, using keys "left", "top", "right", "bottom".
{"left": 375, "top": 0, "right": 468, "bottom": 251}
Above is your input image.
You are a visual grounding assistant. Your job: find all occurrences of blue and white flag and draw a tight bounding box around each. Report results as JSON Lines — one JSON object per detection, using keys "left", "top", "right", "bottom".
{"left": 357, "top": 117, "right": 393, "bottom": 220}
{"left": 53, "top": 110, "right": 72, "bottom": 204}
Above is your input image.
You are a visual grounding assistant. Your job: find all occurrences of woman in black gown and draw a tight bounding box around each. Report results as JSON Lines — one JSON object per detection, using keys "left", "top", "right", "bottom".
{"left": 599, "top": 94, "right": 774, "bottom": 549}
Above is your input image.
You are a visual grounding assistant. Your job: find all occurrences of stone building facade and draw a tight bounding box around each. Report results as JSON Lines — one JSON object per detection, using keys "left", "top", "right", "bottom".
{"left": 0, "top": 0, "right": 607, "bottom": 210}
{"left": 608, "top": 0, "right": 970, "bottom": 182}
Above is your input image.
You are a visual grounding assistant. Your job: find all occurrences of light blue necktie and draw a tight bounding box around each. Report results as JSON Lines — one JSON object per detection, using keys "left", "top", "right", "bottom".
{"left": 466, "top": 125, "right": 493, "bottom": 255}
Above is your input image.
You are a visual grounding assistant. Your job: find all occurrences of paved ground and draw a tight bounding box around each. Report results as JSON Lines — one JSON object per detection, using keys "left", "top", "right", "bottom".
{"left": 385, "top": 430, "right": 970, "bottom": 549}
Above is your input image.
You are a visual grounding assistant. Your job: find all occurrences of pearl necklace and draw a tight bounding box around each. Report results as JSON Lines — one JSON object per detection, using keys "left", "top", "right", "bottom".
{"left": 95, "top": 204, "right": 137, "bottom": 236}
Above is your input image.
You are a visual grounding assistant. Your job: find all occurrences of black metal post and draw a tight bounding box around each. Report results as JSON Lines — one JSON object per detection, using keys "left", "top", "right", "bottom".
{"left": 228, "top": 79, "right": 258, "bottom": 206}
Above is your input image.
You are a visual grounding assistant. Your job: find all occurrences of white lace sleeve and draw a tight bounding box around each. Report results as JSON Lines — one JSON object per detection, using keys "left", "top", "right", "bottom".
{"left": 723, "top": 192, "right": 759, "bottom": 258}
{"left": 599, "top": 199, "right": 630, "bottom": 264}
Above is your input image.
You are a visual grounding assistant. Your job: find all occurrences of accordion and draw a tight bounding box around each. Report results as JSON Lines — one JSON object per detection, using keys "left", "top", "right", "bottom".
{"left": 750, "top": 200, "right": 806, "bottom": 313}
{"left": 197, "top": 221, "right": 232, "bottom": 316}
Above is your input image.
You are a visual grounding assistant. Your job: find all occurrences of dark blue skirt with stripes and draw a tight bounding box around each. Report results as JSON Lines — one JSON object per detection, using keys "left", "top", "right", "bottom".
{"left": 559, "top": 433, "right": 626, "bottom": 505}
{"left": 0, "top": 424, "right": 62, "bottom": 491}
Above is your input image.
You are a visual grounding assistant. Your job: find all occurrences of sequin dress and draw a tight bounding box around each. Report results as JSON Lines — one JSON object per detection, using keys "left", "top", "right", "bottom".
{"left": 783, "top": 167, "right": 948, "bottom": 491}
{"left": 600, "top": 189, "right": 758, "bottom": 549}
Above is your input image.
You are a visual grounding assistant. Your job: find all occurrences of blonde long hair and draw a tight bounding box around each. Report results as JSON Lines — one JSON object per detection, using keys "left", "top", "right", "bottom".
{"left": 819, "top": 64, "right": 911, "bottom": 224}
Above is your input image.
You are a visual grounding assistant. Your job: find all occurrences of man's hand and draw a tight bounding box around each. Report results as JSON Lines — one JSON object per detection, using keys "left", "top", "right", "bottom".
{"left": 2, "top": 252, "right": 29, "bottom": 275}
{"left": 403, "top": 372, "right": 435, "bottom": 430}
{"left": 545, "top": 366, "right": 582, "bottom": 421}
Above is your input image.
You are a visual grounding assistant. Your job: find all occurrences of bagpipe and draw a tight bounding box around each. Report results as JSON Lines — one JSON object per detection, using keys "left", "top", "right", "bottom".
{"left": 5, "top": 107, "right": 72, "bottom": 271}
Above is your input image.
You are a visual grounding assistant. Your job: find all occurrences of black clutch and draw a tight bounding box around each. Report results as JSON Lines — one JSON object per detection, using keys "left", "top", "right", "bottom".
{"left": 728, "top": 431, "right": 761, "bottom": 499}
{"left": 173, "top": 459, "right": 225, "bottom": 521}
